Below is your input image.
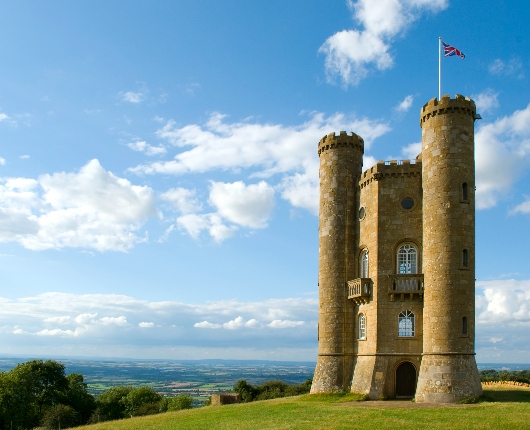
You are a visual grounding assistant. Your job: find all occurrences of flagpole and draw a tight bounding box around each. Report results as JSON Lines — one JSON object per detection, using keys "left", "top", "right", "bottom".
{"left": 438, "top": 37, "right": 442, "bottom": 100}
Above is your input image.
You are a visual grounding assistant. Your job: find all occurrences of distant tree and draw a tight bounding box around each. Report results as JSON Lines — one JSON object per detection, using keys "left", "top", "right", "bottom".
{"left": 233, "top": 380, "right": 257, "bottom": 402}
{"left": 63, "top": 373, "right": 96, "bottom": 424}
{"left": 121, "top": 387, "right": 162, "bottom": 417}
{"left": 233, "top": 378, "right": 313, "bottom": 403}
{"left": 95, "top": 386, "right": 133, "bottom": 420}
{"left": 159, "top": 394, "right": 194, "bottom": 412}
{"left": 41, "top": 404, "right": 78, "bottom": 430}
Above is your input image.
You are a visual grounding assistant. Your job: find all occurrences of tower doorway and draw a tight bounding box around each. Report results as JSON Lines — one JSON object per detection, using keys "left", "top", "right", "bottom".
{"left": 395, "top": 362, "right": 417, "bottom": 398}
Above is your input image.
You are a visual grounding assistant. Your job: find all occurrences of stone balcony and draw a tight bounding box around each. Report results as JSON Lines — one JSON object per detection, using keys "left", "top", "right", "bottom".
{"left": 388, "top": 274, "right": 424, "bottom": 301}
{"left": 347, "top": 278, "right": 372, "bottom": 305}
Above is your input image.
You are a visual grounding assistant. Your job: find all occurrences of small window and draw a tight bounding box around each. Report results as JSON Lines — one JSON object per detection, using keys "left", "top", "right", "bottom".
{"left": 397, "top": 244, "right": 417, "bottom": 274}
{"left": 398, "top": 310, "right": 415, "bottom": 337}
{"left": 401, "top": 197, "right": 414, "bottom": 209}
{"left": 462, "top": 249, "right": 469, "bottom": 267}
{"left": 360, "top": 249, "right": 369, "bottom": 278}
{"left": 462, "top": 317, "right": 468, "bottom": 335}
{"left": 462, "top": 182, "right": 469, "bottom": 201}
{"left": 359, "top": 207, "right": 366, "bottom": 220}
{"left": 359, "top": 314, "right": 366, "bottom": 339}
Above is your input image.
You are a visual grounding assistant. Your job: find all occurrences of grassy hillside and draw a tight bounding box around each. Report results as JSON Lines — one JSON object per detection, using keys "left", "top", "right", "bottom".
{"left": 77, "top": 387, "right": 530, "bottom": 430}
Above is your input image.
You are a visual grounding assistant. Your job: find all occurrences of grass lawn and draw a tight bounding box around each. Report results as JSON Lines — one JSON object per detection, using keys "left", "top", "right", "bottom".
{"left": 78, "top": 387, "right": 530, "bottom": 430}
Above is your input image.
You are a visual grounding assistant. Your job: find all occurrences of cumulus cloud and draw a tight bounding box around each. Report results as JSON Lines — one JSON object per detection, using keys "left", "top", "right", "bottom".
{"left": 209, "top": 181, "right": 275, "bottom": 229}
{"left": 473, "top": 89, "right": 499, "bottom": 114}
{"left": 0, "top": 159, "right": 156, "bottom": 251}
{"left": 121, "top": 91, "right": 145, "bottom": 103}
{"left": 176, "top": 213, "right": 237, "bottom": 243}
{"left": 159, "top": 188, "right": 202, "bottom": 214}
{"left": 127, "top": 140, "right": 166, "bottom": 156}
{"left": 475, "top": 104, "right": 530, "bottom": 209}
{"left": 488, "top": 58, "right": 524, "bottom": 78}
{"left": 394, "top": 95, "right": 414, "bottom": 112}
{"left": 139, "top": 322, "right": 155, "bottom": 328}
{"left": 0, "top": 157, "right": 5, "bottom": 165}
{"left": 401, "top": 142, "right": 422, "bottom": 160}
{"left": 511, "top": 196, "right": 530, "bottom": 215}
{"left": 319, "top": 0, "right": 448, "bottom": 86}
{"left": 130, "top": 111, "right": 389, "bottom": 219}
{"left": 268, "top": 320, "right": 305, "bottom": 328}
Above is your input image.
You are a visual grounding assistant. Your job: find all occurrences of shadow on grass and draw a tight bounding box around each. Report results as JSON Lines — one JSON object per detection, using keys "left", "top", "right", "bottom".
{"left": 481, "top": 388, "right": 530, "bottom": 403}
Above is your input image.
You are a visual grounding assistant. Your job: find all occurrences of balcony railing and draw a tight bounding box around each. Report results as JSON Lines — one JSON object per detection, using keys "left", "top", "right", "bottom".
{"left": 347, "top": 278, "right": 372, "bottom": 305}
{"left": 388, "top": 274, "right": 424, "bottom": 301}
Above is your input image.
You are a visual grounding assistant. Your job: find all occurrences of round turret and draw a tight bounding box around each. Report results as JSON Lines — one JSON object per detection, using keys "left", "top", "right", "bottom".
{"left": 415, "top": 95, "right": 482, "bottom": 403}
{"left": 311, "top": 131, "right": 364, "bottom": 393}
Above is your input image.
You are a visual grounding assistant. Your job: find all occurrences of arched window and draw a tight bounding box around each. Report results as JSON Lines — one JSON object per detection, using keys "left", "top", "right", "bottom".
{"left": 462, "top": 317, "right": 468, "bottom": 335}
{"left": 397, "top": 244, "right": 417, "bottom": 274}
{"left": 398, "top": 310, "right": 415, "bottom": 337}
{"left": 358, "top": 314, "right": 366, "bottom": 339}
{"left": 360, "top": 249, "right": 369, "bottom": 278}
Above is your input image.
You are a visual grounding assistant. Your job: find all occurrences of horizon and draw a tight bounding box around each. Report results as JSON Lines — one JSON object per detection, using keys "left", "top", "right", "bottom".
{"left": 1, "top": 0, "right": 530, "bottom": 362}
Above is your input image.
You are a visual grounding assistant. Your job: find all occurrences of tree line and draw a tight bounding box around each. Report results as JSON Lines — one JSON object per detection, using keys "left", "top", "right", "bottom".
{"left": 0, "top": 360, "right": 193, "bottom": 430}
{"left": 479, "top": 369, "right": 530, "bottom": 384}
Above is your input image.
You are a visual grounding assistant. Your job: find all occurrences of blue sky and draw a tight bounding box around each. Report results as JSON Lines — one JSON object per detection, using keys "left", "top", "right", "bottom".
{"left": 1, "top": 0, "right": 529, "bottom": 363}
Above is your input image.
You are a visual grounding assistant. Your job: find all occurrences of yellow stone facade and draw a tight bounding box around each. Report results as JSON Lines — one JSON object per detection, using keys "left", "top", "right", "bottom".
{"left": 311, "top": 95, "right": 483, "bottom": 403}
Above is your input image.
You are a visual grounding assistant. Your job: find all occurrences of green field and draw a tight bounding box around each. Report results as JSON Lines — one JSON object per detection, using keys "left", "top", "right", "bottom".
{"left": 77, "top": 387, "right": 530, "bottom": 430}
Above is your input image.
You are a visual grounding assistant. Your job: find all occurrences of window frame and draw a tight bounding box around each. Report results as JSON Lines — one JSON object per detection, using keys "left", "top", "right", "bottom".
{"left": 398, "top": 310, "right": 415, "bottom": 337}
{"left": 360, "top": 249, "right": 369, "bottom": 278}
{"left": 358, "top": 313, "right": 366, "bottom": 340}
{"left": 397, "top": 244, "right": 418, "bottom": 274}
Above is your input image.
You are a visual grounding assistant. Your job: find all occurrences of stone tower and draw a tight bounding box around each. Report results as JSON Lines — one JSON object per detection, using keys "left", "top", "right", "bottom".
{"left": 311, "top": 131, "right": 364, "bottom": 393}
{"left": 311, "top": 95, "right": 482, "bottom": 402}
{"left": 415, "top": 95, "right": 482, "bottom": 402}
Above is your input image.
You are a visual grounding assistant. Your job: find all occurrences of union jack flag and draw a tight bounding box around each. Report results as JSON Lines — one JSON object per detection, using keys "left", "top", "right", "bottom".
{"left": 443, "top": 41, "right": 465, "bottom": 59}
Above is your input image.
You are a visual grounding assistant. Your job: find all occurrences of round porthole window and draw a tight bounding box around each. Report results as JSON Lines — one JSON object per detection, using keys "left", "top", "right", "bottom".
{"left": 359, "top": 207, "right": 365, "bottom": 220}
{"left": 401, "top": 197, "right": 414, "bottom": 210}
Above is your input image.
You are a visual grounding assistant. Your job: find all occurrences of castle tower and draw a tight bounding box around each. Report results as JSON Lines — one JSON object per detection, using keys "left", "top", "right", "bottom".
{"left": 311, "top": 131, "right": 364, "bottom": 393}
{"left": 415, "top": 95, "right": 483, "bottom": 403}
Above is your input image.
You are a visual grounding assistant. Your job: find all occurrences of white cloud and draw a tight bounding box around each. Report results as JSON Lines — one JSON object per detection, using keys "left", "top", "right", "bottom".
{"left": 176, "top": 213, "right": 237, "bottom": 243}
{"left": 319, "top": 0, "right": 448, "bottom": 86}
{"left": 139, "top": 322, "right": 155, "bottom": 328}
{"left": 401, "top": 142, "right": 422, "bottom": 160}
{"left": 0, "top": 157, "right": 5, "bottom": 165}
{"left": 488, "top": 58, "right": 524, "bottom": 77}
{"left": 159, "top": 188, "right": 202, "bottom": 214}
{"left": 75, "top": 313, "right": 98, "bottom": 325}
{"left": 37, "top": 328, "right": 80, "bottom": 337}
{"left": 121, "top": 91, "right": 145, "bottom": 103}
{"left": 209, "top": 181, "right": 275, "bottom": 229}
{"left": 473, "top": 89, "right": 499, "bottom": 114}
{"left": 475, "top": 104, "right": 530, "bottom": 209}
{"left": 127, "top": 140, "right": 167, "bottom": 156}
{"left": 43, "top": 316, "right": 72, "bottom": 324}
{"left": 19, "top": 155, "right": 30, "bottom": 160}
{"left": 0, "top": 159, "right": 156, "bottom": 251}
{"left": 268, "top": 320, "right": 305, "bottom": 328}
{"left": 223, "top": 316, "right": 262, "bottom": 329}
{"left": 394, "top": 95, "right": 414, "bottom": 112}
{"left": 100, "top": 316, "right": 128, "bottom": 326}
{"left": 0, "top": 113, "right": 9, "bottom": 122}
{"left": 477, "top": 279, "right": 530, "bottom": 324}
{"left": 129, "top": 111, "right": 390, "bottom": 218}
{"left": 194, "top": 321, "right": 222, "bottom": 329}
{"left": 511, "top": 197, "right": 530, "bottom": 215}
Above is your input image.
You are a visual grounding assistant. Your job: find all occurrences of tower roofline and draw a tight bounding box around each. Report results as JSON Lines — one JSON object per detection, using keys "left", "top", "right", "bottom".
{"left": 420, "top": 94, "right": 476, "bottom": 128}
{"left": 318, "top": 131, "right": 364, "bottom": 157}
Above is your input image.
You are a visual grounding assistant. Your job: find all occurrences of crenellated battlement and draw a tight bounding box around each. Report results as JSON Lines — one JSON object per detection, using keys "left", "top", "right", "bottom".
{"left": 359, "top": 158, "right": 422, "bottom": 188}
{"left": 420, "top": 94, "right": 476, "bottom": 128}
{"left": 317, "top": 131, "right": 364, "bottom": 157}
